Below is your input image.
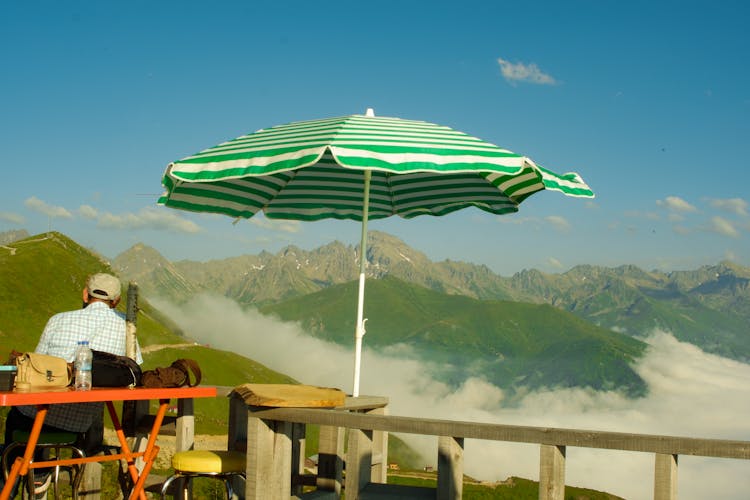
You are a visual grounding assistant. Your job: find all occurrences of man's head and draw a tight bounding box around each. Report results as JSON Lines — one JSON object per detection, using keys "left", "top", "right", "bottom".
{"left": 86, "top": 273, "right": 122, "bottom": 303}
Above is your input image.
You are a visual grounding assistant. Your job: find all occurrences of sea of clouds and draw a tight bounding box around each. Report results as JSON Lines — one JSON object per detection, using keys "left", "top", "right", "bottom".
{"left": 154, "top": 293, "right": 750, "bottom": 500}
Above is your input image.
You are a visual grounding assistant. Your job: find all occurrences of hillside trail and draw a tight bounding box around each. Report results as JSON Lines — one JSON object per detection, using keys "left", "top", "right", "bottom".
{"left": 140, "top": 343, "right": 196, "bottom": 354}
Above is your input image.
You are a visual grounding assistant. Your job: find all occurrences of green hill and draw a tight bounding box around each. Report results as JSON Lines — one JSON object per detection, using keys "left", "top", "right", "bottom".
{"left": 0, "top": 232, "right": 295, "bottom": 434}
{"left": 0, "top": 232, "right": 184, "bottom": 350}
{"left": 261, "top": 275, "right": 648, "bottom": 397}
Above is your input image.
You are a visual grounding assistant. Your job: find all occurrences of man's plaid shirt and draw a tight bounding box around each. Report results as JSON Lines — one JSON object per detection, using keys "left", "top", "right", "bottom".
{"left": 18, "top": 302, "right": 143, "bottom": 432}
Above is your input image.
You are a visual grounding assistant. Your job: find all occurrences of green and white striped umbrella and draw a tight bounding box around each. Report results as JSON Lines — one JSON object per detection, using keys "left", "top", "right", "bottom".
{"left": 159, "top": 109, "right": 594, "bottom": 395}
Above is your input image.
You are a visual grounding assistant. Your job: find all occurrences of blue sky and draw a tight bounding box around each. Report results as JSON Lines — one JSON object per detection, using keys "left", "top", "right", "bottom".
{"left": 1, "top": 1, "right": 748, "bottom": 276}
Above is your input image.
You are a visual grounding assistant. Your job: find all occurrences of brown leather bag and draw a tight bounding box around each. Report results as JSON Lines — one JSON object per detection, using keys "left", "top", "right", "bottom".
{"left": 141, "top": 359, "right": 201, "bottom": 388}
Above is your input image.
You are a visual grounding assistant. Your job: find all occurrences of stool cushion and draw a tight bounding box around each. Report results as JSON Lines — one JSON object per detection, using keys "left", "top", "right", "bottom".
{"left": 171, "top": 450, "right": 246, "bottom": 474}
{"left": 11, "top": 430, "right": 78, "bottom": 445}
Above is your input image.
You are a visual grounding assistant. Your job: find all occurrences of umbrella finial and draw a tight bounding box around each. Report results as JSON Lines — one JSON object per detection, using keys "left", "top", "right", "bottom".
{"left": 365, "top": 108, "right": 375, "bottom": 117}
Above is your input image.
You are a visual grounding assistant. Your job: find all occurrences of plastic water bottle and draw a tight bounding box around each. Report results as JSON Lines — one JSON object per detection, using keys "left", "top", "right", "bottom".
{"left": 75, "top": 340, "right": 93, "bottom": 391}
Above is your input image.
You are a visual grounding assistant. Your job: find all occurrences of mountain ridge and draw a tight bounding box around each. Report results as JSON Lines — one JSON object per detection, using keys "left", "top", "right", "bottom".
{"left": 109, "top": 230, "right": 750, "bottom": 362}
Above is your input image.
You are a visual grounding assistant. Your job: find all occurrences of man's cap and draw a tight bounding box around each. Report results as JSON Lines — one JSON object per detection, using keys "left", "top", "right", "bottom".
{"left": 87, "top": 273, "right": 121, "bottom": 301}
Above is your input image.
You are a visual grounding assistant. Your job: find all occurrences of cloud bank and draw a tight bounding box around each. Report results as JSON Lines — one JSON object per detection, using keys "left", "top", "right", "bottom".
{"left": 153, "top": 293, "right": 750, "bottom": 500}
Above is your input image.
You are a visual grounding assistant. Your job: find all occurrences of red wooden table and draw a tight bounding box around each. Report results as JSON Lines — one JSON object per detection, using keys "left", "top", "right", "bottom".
{"left": 0, "top": 386, "right": 216, "bottom": 500}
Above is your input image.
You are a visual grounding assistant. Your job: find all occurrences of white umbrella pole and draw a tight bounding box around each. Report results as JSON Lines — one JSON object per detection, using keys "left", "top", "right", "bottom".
{"left": 352, "top": 169, "right": 372, "bottom": 397}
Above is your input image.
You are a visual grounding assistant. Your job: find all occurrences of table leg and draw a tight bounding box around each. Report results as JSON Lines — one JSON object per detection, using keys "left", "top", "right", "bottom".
{"left": 0, "top": 405, "right": 48, "bottom": 500}
{"left": 128, "top": 399, "right": 169, "bottom": 499}
{"left": 106, "top": 401, "right": 147, "bottom": 500}
{"left": 105, "top": 399, "right": 170, "bottom": 500}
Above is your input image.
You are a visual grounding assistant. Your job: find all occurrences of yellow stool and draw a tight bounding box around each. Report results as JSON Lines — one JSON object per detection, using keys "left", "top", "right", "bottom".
{"left": 1, "top": 430, "right": 86, "bottom": 500}
{"left": 160, "top": 450, "right": 246, "bottom": 499}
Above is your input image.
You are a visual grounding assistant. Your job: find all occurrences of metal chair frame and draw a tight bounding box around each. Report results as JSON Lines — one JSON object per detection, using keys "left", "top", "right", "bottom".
{"left": 1, "top": 439, "right": 86, "bottom": 500}
{"left": 160, "top": 470, "right": 245, "bottom": 500}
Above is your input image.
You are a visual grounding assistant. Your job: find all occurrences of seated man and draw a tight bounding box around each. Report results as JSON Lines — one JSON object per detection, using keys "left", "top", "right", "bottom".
{"left": 3, "top": 273, "right": 143, "bottom": 496}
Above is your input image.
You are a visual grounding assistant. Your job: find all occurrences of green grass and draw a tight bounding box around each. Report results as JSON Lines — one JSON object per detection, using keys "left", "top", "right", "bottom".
{"left": 387, "top": 474, "right": 624, "bottom": 499}
{"left": 0, "top": 232, "right": 184, "bottom": 352}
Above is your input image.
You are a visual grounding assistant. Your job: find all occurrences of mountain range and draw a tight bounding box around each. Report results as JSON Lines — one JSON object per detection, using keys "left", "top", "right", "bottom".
{"left": 110, "top": 230, "right": 750, "bottom": 364}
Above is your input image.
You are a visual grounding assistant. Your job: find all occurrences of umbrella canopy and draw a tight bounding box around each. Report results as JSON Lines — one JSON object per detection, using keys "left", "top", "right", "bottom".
{"left": 159, "top": 110, "right": 594, "bottom": 396}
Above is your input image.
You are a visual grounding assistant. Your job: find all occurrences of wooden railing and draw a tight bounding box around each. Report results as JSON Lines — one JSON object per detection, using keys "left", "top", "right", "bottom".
{"left": 227, "top": 393, "right": 750, "bottom": 500}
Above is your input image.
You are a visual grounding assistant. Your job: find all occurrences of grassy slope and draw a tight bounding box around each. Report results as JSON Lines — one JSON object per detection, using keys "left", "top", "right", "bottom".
{"left": 0, "top": 232, "right": 184, "bottom": 351}
{"left": 0, "top": 233, "right": 294, "bottom": 435}
{"left": 389, "top": 475, "right": 624, "bottom": 499}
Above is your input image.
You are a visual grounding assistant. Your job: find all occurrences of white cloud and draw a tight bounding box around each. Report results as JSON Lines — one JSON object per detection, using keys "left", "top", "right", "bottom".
{"left": 153, "top": 295, "right": 750, "bottom": 500}
{"left": 24, "top": 196, "right": 73, "bottom": 219}
{"left": 0, "top": 211, "right": 25, "bottom": 224}
{"left": 546, "top": 257, "right": 564, "bottom": 269}
{"left": 656, "top": 196, "right": 697, "bottom": 213}
{"left": 249, "top": 216, "right": 301, "bottom": 234}
{"left": 78, "top": 205, "right": 98, "bottom": 220}
{"left": 544, "top": 215, "right": 571, "bottom": 232}
{"left": 97, "top": 207, "right": 201, "bottom": 233}
{"left": 497, "top": 57, "right": 557, "bottom": 85}
{"left": 708, "top": 216, "right": 740, "bottom": 238}
{"left": 708, "top": 198, "right": 748, "bottom": 217}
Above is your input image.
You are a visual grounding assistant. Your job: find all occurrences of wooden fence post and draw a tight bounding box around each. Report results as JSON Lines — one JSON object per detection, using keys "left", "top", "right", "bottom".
{"left": 244, "top": 410, "right": 292, "bottom": 499}
{"left": 437, "top": 436, "right": 464, "bottom": 500}
{"left": 316, "top": 424, "right": 344, "bottom": 494}
{"left": 290, "top": 422, "right": 306, "bottom": 497}
{"left": 345, "top": 427, "right": 373, "bottom": 500}
{"left": 175, "top": 397, "right": 194, "bottom": 452}
{"left": 369, "top": 405, "right": 388, "bottom": 484}
{"left": 539, "top": 444, "right": 566, "bottom": 500}
{"left": 654, "top": 453, "right": 678, "bottom": 500}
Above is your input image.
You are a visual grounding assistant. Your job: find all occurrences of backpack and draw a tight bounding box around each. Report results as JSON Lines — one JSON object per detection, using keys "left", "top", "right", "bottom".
{"left": 91, "top": 350, "right": 142, "bottom": 387}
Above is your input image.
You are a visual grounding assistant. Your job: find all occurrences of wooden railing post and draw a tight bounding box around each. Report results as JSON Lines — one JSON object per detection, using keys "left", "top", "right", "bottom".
{"left": 437, "top": 436, "right": 464, "bottom": 500}
{"left": 316, "top": 424, "right": 344, "bottom": 494}
{"left": 539, "top": 444, "right": 566, "bottom": 500}
{"left": 244, "top": 409, "right": 292, "bottom": 499}
{"left": 345, "top": 426, "right": 373, "bottom": 500}
{"left": 290, "top": 422, "right": 306, "bottom": 497}
{"left": 369, "top": 405, "right": 388, "bottom": 484}
{"left": 175, "top": 397, "right": 194, "bottom": 452}
{"left": 654, "top": 453, "right": 678, "bottom": 500}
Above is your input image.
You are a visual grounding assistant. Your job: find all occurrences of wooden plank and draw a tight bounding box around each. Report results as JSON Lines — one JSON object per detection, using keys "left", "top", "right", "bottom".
{"left": 227, "top": 394, "right": 248, "bottom": 497}
{"left": 227, "top": 394, "right": 247, "bottom": 450}
{"left": 437, "top": 436, "right": 463, "bottom": 500}
{"left": 340, "top": 396, "right": 389, "bottom": 411}
{"left": 79, "top": 462, "right": 102, "bottom": 500}
{"left": 654, "top": 453, "right": 678, "bottom": 500}
{"left": 316, "top": 425, "right": 343, "bottom": 494}
{"left": 232, "top": 384, "right": 345, "bottom": 407}
{"left": 345, "top": 427, "right": 373, "bottom": 500}
{"left": 272, "top": 420, "right": 293, "bottom": 498}
{"left": 539, "top": 444, "right": 566, "bottom": 500}
{"left": 175, "top": 398, "right": 194, "bottom": 452}
{"left": 291, "top": 422, "right": 307, "bottom": 497}
{"left": 369, "top": 405, "right": 388, "bottom": 484}
{"left": 244, "top": 415, "right": 275, "bottom": 499}
{"left": 250, "top": 407, "right": 750, "bottom": 460}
